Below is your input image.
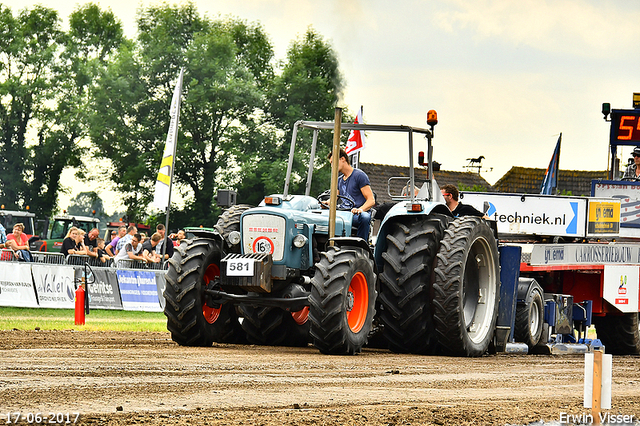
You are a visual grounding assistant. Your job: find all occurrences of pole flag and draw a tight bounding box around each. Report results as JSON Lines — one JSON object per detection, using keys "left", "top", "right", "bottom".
{"left": 345, "top": 106, "right": 366, "bottom": 156}
{"left": 153, "top": 68, "right": 184, "bottom": 210}
{"left": 540, "top": 133, "right": 562, "bottom": 195}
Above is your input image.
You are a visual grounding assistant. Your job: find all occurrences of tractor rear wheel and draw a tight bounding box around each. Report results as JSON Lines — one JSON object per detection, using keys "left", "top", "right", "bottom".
{"left": 378, "top": 217, "right": 445, "bottom": 354}
{"left": 163, "top": 238, "right": 243, "bottom": 346}
{"left": 514, "top": 280, "right": 545, "bottom": 349}
{"left": 309, "top": 245, "right": 376, "bottom": 355}
{"left": 594, "top": 313, "right": 640, "bottom": 355}
{"left": 215, "top": 204, "right": 252, "bottom": 252}
{"left": 239, "top": 305, "right": 309, "bottom": 347}
{"left": 433, "top": 217, "right": 500, "bottom": 356}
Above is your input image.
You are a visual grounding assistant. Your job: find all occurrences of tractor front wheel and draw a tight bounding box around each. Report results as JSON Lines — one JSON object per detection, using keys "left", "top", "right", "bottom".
{"left": 309, "top": 246, "right": 376, "bottom": 355}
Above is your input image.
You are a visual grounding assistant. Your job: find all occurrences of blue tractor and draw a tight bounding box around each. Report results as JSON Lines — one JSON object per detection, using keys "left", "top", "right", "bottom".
{"left": 163, "top": 112, "right": 502, "bottom": 356}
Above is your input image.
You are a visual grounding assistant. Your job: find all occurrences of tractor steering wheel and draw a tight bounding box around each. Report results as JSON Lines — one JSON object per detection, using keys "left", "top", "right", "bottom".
{"left": 317, "top": 190, "right": 356, "bottom": 211}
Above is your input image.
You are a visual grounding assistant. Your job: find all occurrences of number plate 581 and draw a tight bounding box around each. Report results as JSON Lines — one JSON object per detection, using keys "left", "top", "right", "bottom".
{"left": 226, "top": 259, "right": 254, "bottom": 276}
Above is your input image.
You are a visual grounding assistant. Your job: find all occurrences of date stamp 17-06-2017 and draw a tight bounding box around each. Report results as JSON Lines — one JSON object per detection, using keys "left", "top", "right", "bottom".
{"left": 2, "top": 412, "right": 80, "bottom": 424}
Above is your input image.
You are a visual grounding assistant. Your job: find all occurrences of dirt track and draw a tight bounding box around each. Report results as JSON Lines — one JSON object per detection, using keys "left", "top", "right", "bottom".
{"left": 1, "top": 330, "right": 639, "bottom": 425}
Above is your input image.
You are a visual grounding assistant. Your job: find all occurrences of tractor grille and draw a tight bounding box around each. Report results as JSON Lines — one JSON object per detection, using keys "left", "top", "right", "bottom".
{"left": 242, "top": 214, "right": 286, "bottom": 261}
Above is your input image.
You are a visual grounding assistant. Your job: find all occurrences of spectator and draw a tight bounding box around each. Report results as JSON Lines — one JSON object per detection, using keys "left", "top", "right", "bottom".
{"left": 171, "top": 229, "right": 186, "bottom": 247}
{"left": 75, "top": 229, "right": 89, "bottom": 255}
{"left": 440, "top": 184, "right": 486, "bottom": 218}
{"left": 6, "top": 223, "right": 33, "bottom": 262}
{"left": 155, "top": 224, "right": 174, "bottom": 260}
{"left": 107, "top": 230, "right": 117, "bottom": 244}
{"left": 142, "top": 232, "right": 162, "bottom": 263}
{"left": 105, "top": 226, "right": 127, "bottom": 257}
{"left": 61, "top": 227, "right": 79, "bottom": 257}
{"left": 96, "top": 238, "right": 112, "bottom": 264}
{"left": 0, "top": 222, "right": 6, "bottom": 249}
{"left": 114, "top": 233, "right": 145, "bottom": 268}
{"left": 115, "top": 225, "right": 137, "bottom": 254}
{"left": 84, "top": 228, "right": 100, "bottom": 258}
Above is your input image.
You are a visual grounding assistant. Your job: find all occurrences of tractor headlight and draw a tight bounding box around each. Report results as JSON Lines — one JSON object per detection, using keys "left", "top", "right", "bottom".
{"left": 292, "top": 234, "right": 307, "bottom": 248}
{"left": 227, "top": 231, "right": 241, "bottom": 246}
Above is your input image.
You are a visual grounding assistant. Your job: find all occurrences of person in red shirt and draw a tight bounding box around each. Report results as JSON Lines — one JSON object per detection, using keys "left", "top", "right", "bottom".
{"left": 6, "top": 223, "right": 32, "bottom": 262}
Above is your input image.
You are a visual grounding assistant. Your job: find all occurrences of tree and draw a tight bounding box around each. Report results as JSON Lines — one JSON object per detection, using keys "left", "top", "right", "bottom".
{"left": 0, "top": 4, "right": 123, "bottom": 219}
{"left": 235, "top": 29, "right": 346, "bottom": 205}
{"left": 89, "top": 3, "right": 274, "bottom": 225}
{"left": 67, "top": 191, "right": 106, "bottom": 219}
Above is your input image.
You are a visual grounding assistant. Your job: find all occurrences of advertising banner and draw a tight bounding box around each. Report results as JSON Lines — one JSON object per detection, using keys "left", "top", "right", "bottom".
{"left": 603, "top": 265, "right": 640, "bottom": 313}
{"left": 592, "top": 180, "right": 640, "bottom": 228}
{"left": 461, "top": 192, "right": 587, "bottom": 237}
{"left": 586, "top": 199, "right": 620, "bottom": 237}
{"left": 154, "top": 271, "right": 166, "bottom": 310}
{"left": 32, "top": 265, "right": 76, "bottom": 309}
{"left": 117, "top": 269, "right": 162, "bottom": 312}
{"left": 530, "top": 243, "right": 640, "bottom": 266}
{"left": 0, "top": 263, "right": 38, "bottom": 308}
{"left": 75, "top": 267, "right": 122, "bottom": 310}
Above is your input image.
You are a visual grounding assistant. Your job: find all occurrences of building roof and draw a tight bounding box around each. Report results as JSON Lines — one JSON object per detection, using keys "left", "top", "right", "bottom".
{"left": 359, "top": 162, "right": 493, "bottom": 204}
{"left": 492, "top": 166, "right": 608, "bottom": 196}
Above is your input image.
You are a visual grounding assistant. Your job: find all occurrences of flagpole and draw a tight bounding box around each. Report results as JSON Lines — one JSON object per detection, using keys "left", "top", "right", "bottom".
{"left": 160, "top": 68, "right": 184, "bottom": 264}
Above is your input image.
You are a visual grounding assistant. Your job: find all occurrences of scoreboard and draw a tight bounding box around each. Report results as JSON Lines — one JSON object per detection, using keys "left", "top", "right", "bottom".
{"left": 611, "top": 110, "right": 640, "bottom": 144}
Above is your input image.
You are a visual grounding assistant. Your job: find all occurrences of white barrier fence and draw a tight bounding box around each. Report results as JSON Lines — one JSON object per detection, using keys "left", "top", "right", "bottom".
{"left": 0, "top": 250, "right": 167, "bottom": 312}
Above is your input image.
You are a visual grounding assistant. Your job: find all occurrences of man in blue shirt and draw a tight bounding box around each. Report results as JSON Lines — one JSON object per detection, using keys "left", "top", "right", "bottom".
{"left": 327, "top": 148, "right": 376, "bottom": 240}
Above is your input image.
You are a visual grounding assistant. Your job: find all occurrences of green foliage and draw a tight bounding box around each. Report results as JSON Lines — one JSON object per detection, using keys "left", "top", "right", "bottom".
{"left": 0, "top": 3, "right": 123, "bottom": 219}
{"left": 67, "top": 191, "right": 108, "bottom": 221}
{"left": 457, "top": 183, "right": 487, "bottom": 192}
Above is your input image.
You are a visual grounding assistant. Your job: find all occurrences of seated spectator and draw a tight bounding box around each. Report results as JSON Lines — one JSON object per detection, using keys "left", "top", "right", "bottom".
{"left": 105, "top": 226, "right": 127, "bottom": 257}
{"left": 155, "top": 224, "right": 174, "bottom": 260}
{"left": 95, "top": 238, "right": 112, "bottom": 264}
{"left": 114, "top": 233, "right": 146, "bottom": 268}
{"left": 6, "top": 223, "right": 33, "bottom": 262}
{"left": 142, "top": 233, "right": 162, "bottom": 264}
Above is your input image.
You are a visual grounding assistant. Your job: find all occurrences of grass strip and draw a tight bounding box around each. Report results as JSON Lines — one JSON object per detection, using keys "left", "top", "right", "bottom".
{"left": 0, "top": 307, "right": 167, "bottom": 332}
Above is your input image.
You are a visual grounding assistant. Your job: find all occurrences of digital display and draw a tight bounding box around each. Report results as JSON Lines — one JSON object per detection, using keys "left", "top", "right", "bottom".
{"left": 612, "top": 111, "right": 640, "bottom": 142}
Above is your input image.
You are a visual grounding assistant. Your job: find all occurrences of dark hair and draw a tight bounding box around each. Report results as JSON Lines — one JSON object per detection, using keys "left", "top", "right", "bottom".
{"left": 132, "top": 233, "right": 142, "bottom": 242}
{"left": 156, "top": 224, "right": 165, "bottom": 231}
{"left": 327, "top": 148, "right": 349, "bottom": 162}
{"left": 441, "top": 184, "right": 459, "bottom": 201}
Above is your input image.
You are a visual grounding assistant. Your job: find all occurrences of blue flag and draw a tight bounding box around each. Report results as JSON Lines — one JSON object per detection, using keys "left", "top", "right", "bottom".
{"left": 540, "top": 133, "right": 562, "bottom": 195}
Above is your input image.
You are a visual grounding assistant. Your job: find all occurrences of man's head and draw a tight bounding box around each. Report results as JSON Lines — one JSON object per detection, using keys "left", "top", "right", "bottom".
{"left": 156, "top": 224, "right": 166, "bottom": 236}
{"left": 151, "top": 232, "right": 162, "bottom": 246}
{"left": 127, "top": 225, "right": 137, "bottom": 235}
{"left": 131, "top": 233, "right": 142, "bottom": 248}
{"left": 118, "top": 226, "right": 127, "bottom": 237}
{"left": 88, "top": 228, "right": 99, "bottom": 240}
{"left": 441, "top": 184, "right": 460, "bottom": 210}
{"left": 633, "top": 147, "right": 640, "bottom": 165}
{"left": 327, "top": 148, "right": 351, "bottom": 174}
{"left": 176, "top": 230, "right": 186, "bottom": 241}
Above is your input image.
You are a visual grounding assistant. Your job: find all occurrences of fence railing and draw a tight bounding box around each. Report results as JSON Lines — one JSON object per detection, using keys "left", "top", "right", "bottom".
{"left": 0, "top": 249, "right": 168, "bottom": 271}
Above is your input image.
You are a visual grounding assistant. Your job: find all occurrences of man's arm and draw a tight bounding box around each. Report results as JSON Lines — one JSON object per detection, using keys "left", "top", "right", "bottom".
{"left": 105, "top": 241, "right": 116, "bottom": 256}
{"left": 351, "top": 184, "right": 376, "bottom": 215}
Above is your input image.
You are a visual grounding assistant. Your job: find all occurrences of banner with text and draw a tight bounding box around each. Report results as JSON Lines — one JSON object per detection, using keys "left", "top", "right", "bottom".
{"left": 117, "top": 270, "right": 163, "bottom": 312}
{"left": 75, "top": 267, "right": 122, "bottom": 310}
{"left": 0, "top": 263, "right": 38, "bottom": 308}
{"left": 32, "top": 265, "right": 76, "bottom": 309}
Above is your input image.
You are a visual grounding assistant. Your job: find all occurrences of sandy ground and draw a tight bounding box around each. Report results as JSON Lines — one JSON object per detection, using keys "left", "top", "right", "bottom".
{"left": 1, "top": 330, "right": 639, "bottom": 426}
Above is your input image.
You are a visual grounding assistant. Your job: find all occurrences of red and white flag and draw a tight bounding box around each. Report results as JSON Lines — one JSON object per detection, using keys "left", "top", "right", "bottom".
{"left": 345, "top": 106, "right": 366, "bottom": 155}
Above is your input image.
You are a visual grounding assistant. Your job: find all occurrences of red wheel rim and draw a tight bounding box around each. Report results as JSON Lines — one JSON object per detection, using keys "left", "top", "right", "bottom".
{"left": 347, "top": 271, "right": 368, "bottom": 333}
{"left": 202, "top": 264, "right": 221, "bottom": 324}
{"left": 291, "top": 306, "right": 309, "bottom": 325}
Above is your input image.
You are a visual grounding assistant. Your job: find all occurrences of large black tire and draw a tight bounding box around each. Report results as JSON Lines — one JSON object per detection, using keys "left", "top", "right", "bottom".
{"left": 239, "top": 304, "right": 310, "bottom": 347}
{"left": 433, "top": 217, "right": 500, "bottom": 356}
{"left": 378, "top": 217, "right": 446, "bottom": 354}
{"left": 514, "top": 280, "right": 545, "bottom": 349}
{"left": 594, "top": 313, "right": 640, "bottom": 355}
{"left": 309, "top": 245, "right": 376, "bottom": 355}
{"left": 163, "top": 238, "right": 243, "bottom": 346}
{"left": 215, "top": 204, "right": 252, "bottom": 252}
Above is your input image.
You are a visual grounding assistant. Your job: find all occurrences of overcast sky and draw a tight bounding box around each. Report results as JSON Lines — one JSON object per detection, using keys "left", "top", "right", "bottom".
{"left": 10, "top": 0, "right": 640, "bottom": 212}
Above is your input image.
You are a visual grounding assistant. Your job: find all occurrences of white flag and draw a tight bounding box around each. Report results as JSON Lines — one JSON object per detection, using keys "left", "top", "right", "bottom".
{"left": 153, "top": 68, "right": 184, "bottom": 210}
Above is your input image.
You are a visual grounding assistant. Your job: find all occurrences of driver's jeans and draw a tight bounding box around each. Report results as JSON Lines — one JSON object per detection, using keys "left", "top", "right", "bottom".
{"left": 352, "top": 211, "right": 372, "bottom": 241}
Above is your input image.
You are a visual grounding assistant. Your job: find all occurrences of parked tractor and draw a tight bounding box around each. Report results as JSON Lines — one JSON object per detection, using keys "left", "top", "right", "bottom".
{"left": 164, "top": 112, "right": 502, "bottom": 356}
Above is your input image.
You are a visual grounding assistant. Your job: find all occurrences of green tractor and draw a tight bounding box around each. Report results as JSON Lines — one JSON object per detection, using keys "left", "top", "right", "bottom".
{"left": 164, "top": 113, "right": 501, "bottom": 356}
